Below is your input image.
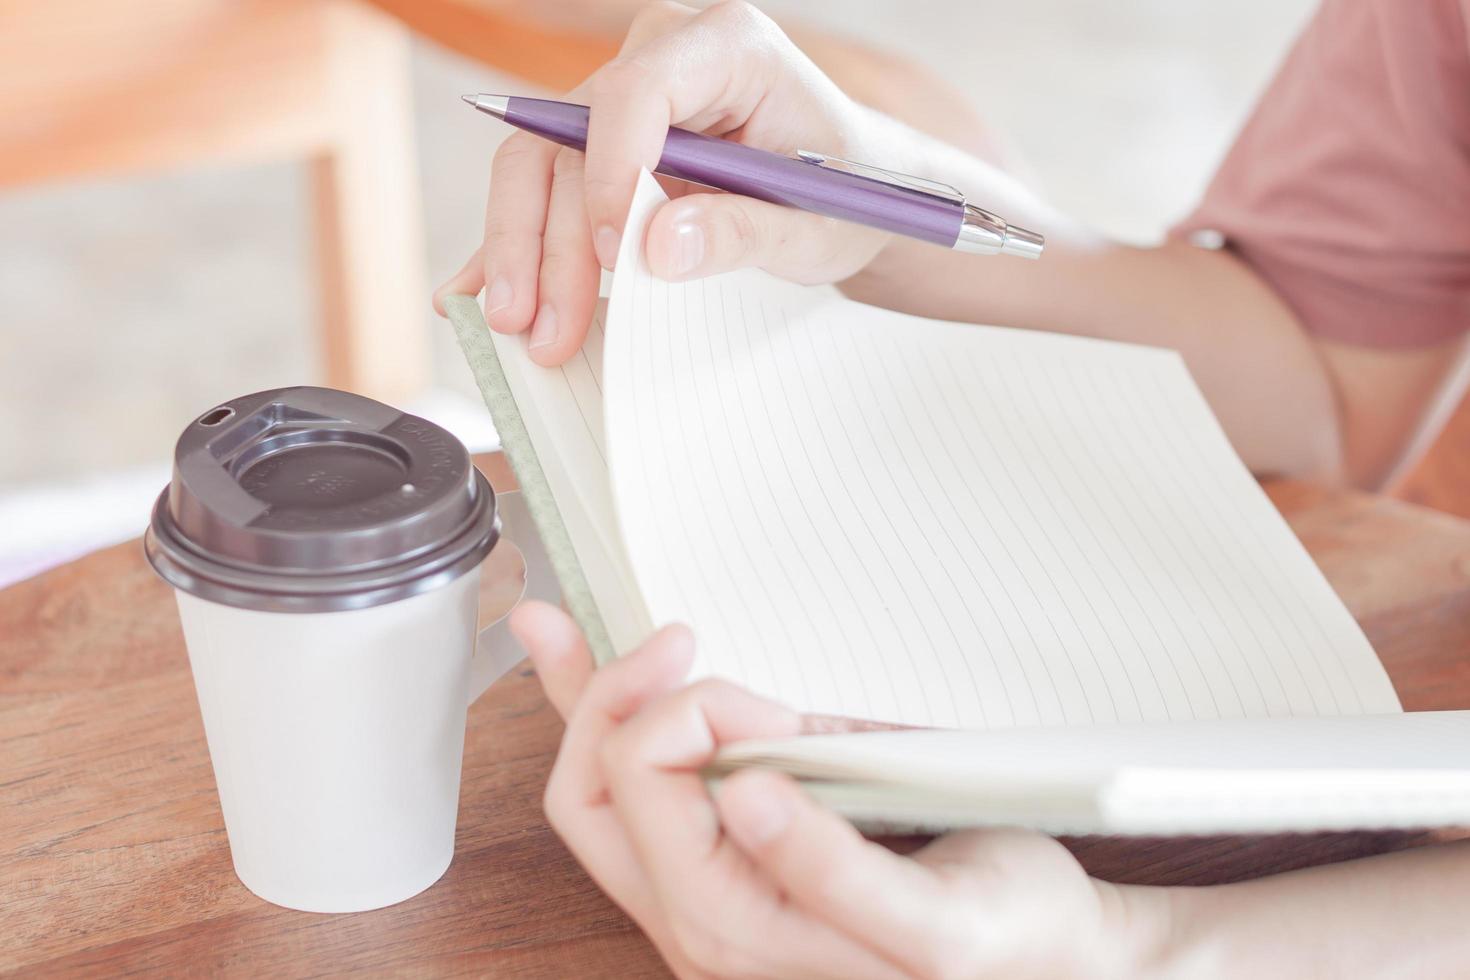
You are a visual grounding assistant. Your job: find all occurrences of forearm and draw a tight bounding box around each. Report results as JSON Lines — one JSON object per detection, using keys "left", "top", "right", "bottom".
{"left": 845, "top": 119, "right": 1345, "bottom": 481}
{"left": 1140, "top": 841, "right": 1470, "bottom": 979}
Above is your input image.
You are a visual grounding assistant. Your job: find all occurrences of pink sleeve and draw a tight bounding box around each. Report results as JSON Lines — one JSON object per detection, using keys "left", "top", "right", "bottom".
{"left": 1172, "top": 0, "right": 1470, "bottom": 348}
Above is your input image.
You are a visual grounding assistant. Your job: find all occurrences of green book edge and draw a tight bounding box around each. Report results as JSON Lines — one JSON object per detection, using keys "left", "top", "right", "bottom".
{"left": 444, "top": 294, "right": 616, "bottom": 666}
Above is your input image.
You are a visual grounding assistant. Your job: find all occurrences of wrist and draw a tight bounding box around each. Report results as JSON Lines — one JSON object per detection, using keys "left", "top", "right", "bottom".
{"left": 1092, "top": 882, "right": 1196, "bottom": 980}
{"left": 1111, "top": 883, "right": 1228, "bottom": 980}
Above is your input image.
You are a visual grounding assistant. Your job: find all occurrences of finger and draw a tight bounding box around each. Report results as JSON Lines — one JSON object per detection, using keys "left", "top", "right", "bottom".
{"left": 644, "top": 192, "right": 884, "bottom": 285}
{"left": 582, "top": 0, "right": 781, "bottom": 268}
{"left": 601, "top": 681, "right": 900, "bottom": 978}
{"left": 600, "top": 679, "right": 799, "bottom": 881}
{"left": 574, "top": 0, "right": 697, "bottom": 269}
{"left": 717, "top": 767, "right": 957, "bottom": 978}
{"left": 597, "top": 678, "right": 795, "bottom": 891}
{"left": 509, "top": 600, "right": 594, "bottom": 721}
{"left": 552, "top": 625, "right": 695, "bottom": 800}
{"left": 800, "top": 713, "right": 914, "bottom": 734}
{"left": 526, "top": 148, "right": 602, "bottom": 367}
{"left": 482, "top": 131, "right": 557, "bottom": 334}
{"left": 540, "top": 627, "right": 697, "bottom": 944}
{"left": 615, "top": 0, "right": 697, "bottom": 54}
{"left": 432, "top": 246, "right": 485, "bottom": 316}
{"left": 601, "top": 678, "right": 800, "bottom": 819}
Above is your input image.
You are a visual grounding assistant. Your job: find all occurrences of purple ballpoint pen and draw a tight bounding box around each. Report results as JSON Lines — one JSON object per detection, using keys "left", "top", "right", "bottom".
{"left": 462, "top": 94, "right": 1043, "bottom": 259}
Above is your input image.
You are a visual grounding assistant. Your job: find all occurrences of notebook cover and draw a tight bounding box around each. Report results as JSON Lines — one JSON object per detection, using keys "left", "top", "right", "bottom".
{"left": 445, "top": 294, "right": 617, "bottom": 665}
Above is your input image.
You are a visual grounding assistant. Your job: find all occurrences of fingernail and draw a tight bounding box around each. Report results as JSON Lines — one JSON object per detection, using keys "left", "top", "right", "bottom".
{"left": 529, "top": 304, "right": 559, "bottom": 350}
{"left": 670, "top": 221, "right": 705, "bottom": 277}
{"left": 594, "top": 225, "right": 620, "bottom": 270}
{"left": 728, "top": 781, "right": 792, "bottom": 845}
{"left": 485, "top": 275, "right": 513, "bottom": 319}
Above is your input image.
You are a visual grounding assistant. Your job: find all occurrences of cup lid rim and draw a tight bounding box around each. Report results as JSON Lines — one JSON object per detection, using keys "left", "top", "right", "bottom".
{"left": 145, "top": 470, "right": 499, "bottom": 613}
{"left": 144, "top": 387, "right": 499, "bottom": 613}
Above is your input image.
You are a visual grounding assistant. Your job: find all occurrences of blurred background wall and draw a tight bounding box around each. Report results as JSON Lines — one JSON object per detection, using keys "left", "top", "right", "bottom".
{"left": 0, "top": 0, "right": 1319, "bottom": 584}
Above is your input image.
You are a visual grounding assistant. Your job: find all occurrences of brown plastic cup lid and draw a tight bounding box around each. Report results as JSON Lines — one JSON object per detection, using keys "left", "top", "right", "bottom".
{"left": 145, "top": 386, "right": 498, "bottom": 613}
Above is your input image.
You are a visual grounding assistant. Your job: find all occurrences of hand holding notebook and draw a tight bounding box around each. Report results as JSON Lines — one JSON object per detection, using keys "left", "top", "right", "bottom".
{"left": 445, "top": 170, "right": 1470, "bottom": 836}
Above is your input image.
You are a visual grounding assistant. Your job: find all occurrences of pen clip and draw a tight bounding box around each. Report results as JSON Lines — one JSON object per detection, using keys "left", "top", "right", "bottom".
{"left": 795, "top": 149, "right": 965, "bottom": 204}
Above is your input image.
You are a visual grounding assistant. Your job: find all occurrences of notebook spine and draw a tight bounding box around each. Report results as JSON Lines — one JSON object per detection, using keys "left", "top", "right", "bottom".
{"left": 445, "top": 294, "right": 617, "bottom": 664}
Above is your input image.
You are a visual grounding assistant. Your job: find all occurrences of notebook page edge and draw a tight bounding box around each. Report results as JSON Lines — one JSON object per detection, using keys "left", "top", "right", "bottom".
{"left": 487, "top": 321, "right": 652, "bottom": 655}
{"left": 444, "top": 294, "right": 631, "bottom": 663}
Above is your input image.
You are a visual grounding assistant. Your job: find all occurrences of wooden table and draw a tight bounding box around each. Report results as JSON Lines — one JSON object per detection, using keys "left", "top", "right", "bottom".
{"left": 6, "top": 456, "right": 1470, "bottom": 976}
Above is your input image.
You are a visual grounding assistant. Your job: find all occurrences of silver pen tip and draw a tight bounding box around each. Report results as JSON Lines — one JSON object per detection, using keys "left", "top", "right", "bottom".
{"left": 460, "top": 94, "right": 510, "bottom": 119}
{"left": 1001, "top": 226, "right": 1045, "bottom": 260}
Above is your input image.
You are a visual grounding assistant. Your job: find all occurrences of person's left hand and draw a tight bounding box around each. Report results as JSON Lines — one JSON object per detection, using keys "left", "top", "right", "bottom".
{"left": 510, "top": 600, "right": 1168, "bottom": 979}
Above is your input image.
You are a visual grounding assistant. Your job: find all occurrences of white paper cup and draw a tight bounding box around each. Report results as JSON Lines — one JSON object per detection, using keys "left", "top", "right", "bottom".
{"left": 178, "top": 569, "right": 490, "bottom": 912}
{"left": 146, "top": 387, "right": 516, "bottom": 913}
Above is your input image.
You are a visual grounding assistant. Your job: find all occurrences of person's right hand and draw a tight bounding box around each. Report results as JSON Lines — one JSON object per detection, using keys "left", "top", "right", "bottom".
{"left": 433, "top": 0, "right": 910, "bottom": 367}
{"left": 510, "top": 599, "right": 1171, "bottom": 979}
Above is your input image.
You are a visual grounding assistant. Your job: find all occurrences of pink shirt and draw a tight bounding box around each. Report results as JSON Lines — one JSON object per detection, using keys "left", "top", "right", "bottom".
{"left": 1174, "top": 0, "right": 1470, "bottom": 347}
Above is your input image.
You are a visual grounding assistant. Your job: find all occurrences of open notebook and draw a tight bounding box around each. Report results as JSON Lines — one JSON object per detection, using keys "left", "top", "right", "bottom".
{"left": 447, "top": 170, "right": 1470, "bottom": 835}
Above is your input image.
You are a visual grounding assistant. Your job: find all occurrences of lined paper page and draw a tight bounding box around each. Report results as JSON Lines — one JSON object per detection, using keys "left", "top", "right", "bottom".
{"left": 489, "top": 309, "right": 652, "bottom": 652}
{"left": 604, "top": 171, "right": 1399, "bottom": 729}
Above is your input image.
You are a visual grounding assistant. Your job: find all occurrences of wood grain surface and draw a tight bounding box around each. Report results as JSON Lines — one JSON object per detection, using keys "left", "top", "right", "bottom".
{"left": 4, "top": 456, "right": 1469, "bottom": 976}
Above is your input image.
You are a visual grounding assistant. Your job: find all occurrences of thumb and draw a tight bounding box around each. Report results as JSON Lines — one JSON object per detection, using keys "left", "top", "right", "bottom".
{"left": 644, "top": 193, "right": 885, "bottom": 285}
{"left": 509, "top": 600, "right": 595, "bottom": 721}
{"left": 717, "top": 768, "right": 949, "bottom": 976}
{"left": 432, "top": 246, "right": 487, "bottom": 317}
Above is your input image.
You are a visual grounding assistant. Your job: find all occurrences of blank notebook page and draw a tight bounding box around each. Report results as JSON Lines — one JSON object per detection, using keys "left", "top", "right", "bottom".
{"left": 488, "top": 307, "right": 651, "bottom": 652}
{"left": 604, "top": 171, "right": 1400, "bottom": 729}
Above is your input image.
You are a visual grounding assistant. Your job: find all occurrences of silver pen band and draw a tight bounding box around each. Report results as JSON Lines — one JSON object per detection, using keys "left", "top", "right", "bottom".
{"left": 955, "top": 204, "right": 1045, "bottom": 259}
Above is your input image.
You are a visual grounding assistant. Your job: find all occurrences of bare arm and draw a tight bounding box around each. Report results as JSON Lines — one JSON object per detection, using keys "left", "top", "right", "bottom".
{"left": 434, "top": 2, "right": 1462, "bottom": 488}
{"left": 1145, "top": 839, "right": 1470, "bottom": 977}
{"left": 842, "top": 117, "right": 1466, "bottom": 487}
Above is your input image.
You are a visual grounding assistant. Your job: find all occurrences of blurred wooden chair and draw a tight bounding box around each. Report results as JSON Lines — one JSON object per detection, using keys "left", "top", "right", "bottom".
{"left": 0, "top": 0, "right": 994, "bottom": 409}
{"left": 0, "top": 0, "right": 429, "bottom": 403}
